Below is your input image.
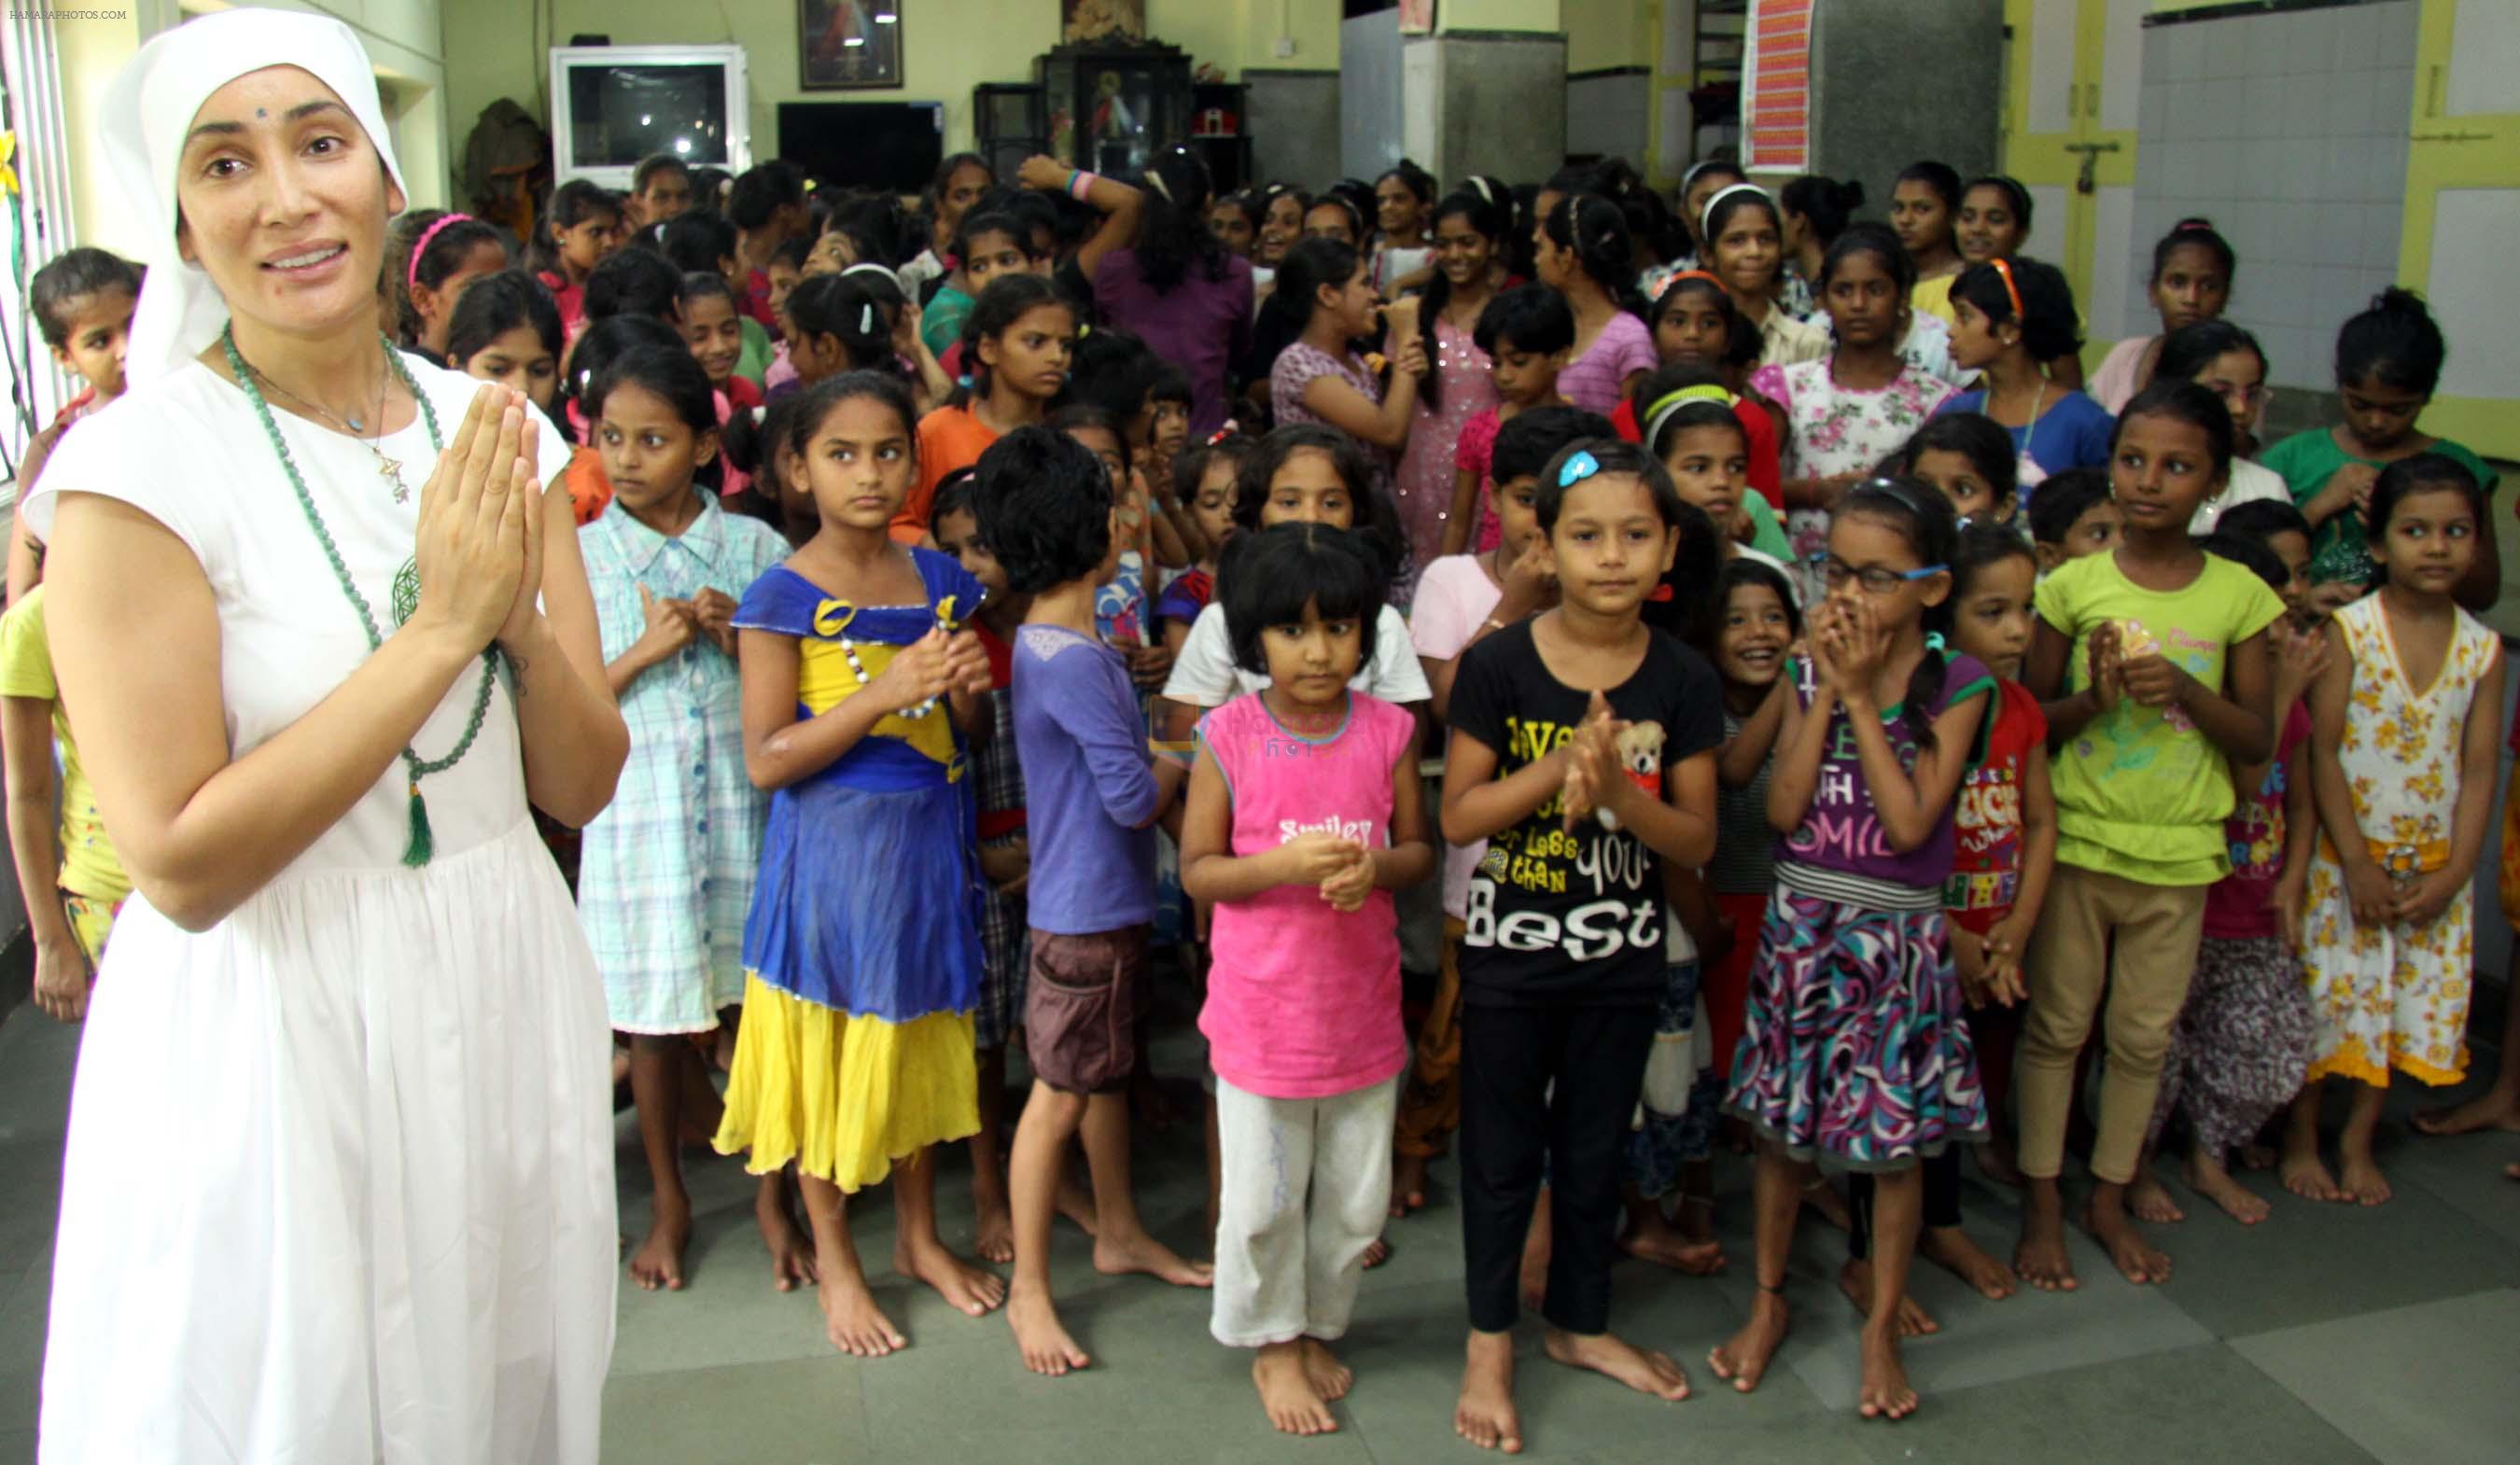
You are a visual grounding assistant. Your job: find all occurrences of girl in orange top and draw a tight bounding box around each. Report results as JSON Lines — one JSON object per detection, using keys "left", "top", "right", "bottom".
{"left": 901, "top": 275, "right": 1076, "bottom": 542}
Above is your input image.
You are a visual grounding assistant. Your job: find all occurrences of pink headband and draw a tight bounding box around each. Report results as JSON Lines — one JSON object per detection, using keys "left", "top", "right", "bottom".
{"left": 408, "top": 213, "right": 476, "bottom": 292}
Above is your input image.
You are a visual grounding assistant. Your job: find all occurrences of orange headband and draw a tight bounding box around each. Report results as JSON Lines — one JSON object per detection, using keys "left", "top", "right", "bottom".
{"left": 1989, "top": 257, "right": 2025, "bottom": 321}
{"left": 1656, "top": 269, "right": 1725, "bottom": 300}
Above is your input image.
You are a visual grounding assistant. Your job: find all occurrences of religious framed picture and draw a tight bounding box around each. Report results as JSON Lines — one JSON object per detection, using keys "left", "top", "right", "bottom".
{"left": 1063, "top": 0, "right": 1146, "bottom": 43}
{"left": 1398, "top": 0, "right": 1436, "bottom": 35}
{"left": 799, "top": 1, "right": 903, "bottom": 91}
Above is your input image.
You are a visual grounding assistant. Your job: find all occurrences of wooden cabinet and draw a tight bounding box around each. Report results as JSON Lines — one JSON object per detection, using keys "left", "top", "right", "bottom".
{"left": 1037, "top": 40, "right": 1196, "bottom": 179}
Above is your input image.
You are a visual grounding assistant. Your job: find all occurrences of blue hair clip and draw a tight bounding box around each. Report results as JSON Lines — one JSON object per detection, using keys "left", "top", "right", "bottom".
{"left": 1559, "top": 450, "right": 1602, "bottom": 488}
{"left": 1925, "top": 632, "right": 1947, "bottom": 654}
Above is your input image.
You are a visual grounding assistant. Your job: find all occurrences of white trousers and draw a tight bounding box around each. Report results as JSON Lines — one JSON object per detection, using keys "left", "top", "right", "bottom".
{"left": 1210, "top": 1073, "right": 1400, "bottom": 1347}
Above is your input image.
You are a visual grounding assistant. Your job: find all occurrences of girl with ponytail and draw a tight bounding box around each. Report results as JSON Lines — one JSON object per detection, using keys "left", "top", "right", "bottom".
{"left": 1535, "top": 194, "right": 1658, "bottom": 416}
{"left": 1718, "top": 477, "right": 1993, "bottom": 1420}
{"left": 1095, "top": 146, "right": 1254, "bottom": 437}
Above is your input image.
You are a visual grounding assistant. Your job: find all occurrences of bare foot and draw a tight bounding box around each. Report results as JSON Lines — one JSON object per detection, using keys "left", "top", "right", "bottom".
{"left": 1708, "top": 1291, "right": 1789, "bottom": 1394}
{"left": 1840, "top": 1257, "right": 1938, "bottom": 1336}
{"left": 2183, "top": 1152, "right": 2270, "bottom": 1226}
{"left": 2280, "top": 1142, "right": 2342, "bottom": 1203}
{"left": 2505, "top": 1162, "right": 2520, "bottom": 1182}
{"left": 629, "top": 1193, "right": 693, "bottom": 1292}
{"left": 2126, "top": 1169, "right": 2186, "bottom": 1225}
{"left": 754, "top": 1184, "right": 816, "bottom": 1292}
{"left": 1362, "top": 1235, "right": 1392, "bottom": 1270}
{"left": 1920, "top": 1224, "right": 2016, "bottom": 1301}
{"left": 818, "top": 1267, "right": 906, "bottom": 1358}
{"left": 2081, "top": 1198, "right": 2172, "bottom": 1285}
{"left": 2336, "top": 1151, "right": 2393, "bottom": 1207}
{"left": 1392, "top": 1151, "right": 1432, "bottom": 1218}
{"left": 1856, "top": 1327, "right": 1919, "bottom": 1420}
{"left": 1454, "top": 1331, "right": 1522, "bottom": 1453}
{"left": 1620, "top": 1202, "right": 1729, "bottom": 1276}
{"left": 1006, "top": 1284, "right": 1088, "bottom": 1375}
{"left": 2238, "top": 1142, "right": 2279, "bottom": 1171}
{"left": 1093, "top": 1228, "right": 1213, "bottom": 1288}
{"left": 1253, "top": 1341, "right": 1337, "bottom": 1435}
{"left": 2013, "top": 1187, "right": 2079, "bottom": 1292}
{"left": 2411, "top": 1089, "right": 2520, "bottom": 1137}
{"left": 1300, "top": 1336, "right": 1354, "bottom": 1402}
{"left": 1055, "top": 1166, "right": 1100, "bottom": 1236}
{"left": 1545, "top": 1326, "right": 1689, "bottom": 1401}
{"left": 895, "top": 1235, "right": 1006, "bottom": 1317}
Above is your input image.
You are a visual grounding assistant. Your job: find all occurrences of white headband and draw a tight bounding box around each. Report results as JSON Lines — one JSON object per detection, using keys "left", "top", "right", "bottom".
{"left": 102, "top": 8, "right": 409, "bottom": 388}
{"left": 1699, "top": 182, "right": 1773, "bottom": 240}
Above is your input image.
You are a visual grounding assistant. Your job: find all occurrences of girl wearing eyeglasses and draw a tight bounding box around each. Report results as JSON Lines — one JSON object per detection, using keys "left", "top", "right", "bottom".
{"left": 1715, "top": 478, "right": 1993, "bottom": 1422}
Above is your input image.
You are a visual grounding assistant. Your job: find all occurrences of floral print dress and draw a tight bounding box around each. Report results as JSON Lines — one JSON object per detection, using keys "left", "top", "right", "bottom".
{"left": 1749, "top": 356, "right": 1954, "bottom": 596}
{"left": 2301, "top": 595, "right": 2501, "bottom": 1087}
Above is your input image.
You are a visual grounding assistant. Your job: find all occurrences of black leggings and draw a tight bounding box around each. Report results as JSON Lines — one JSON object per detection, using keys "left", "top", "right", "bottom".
{"left": 1845, "top": 1149, "right": 1962, "bottom": 1260}
{"left": 1458, "top": 1001, "right": 1655, "bottom": 1335}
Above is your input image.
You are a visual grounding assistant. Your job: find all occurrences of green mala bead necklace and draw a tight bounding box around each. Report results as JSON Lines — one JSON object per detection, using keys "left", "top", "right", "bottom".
{"left": 221, "top": 325, "right": 505, "bottom": 867}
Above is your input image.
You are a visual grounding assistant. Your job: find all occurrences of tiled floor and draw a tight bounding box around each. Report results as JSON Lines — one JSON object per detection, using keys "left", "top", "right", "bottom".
{"left": 0, "top": 998, "right": 2513, "bottom": 1465}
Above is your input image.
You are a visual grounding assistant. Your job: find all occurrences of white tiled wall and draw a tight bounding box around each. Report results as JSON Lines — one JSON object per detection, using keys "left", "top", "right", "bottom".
{"left": 2133, "top": 1, "right": 2418, "bottom": 390}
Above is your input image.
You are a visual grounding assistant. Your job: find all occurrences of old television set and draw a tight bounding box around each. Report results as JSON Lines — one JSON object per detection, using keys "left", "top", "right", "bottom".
{"left": 548, "top": 45, "right": 752, "bottom": 189}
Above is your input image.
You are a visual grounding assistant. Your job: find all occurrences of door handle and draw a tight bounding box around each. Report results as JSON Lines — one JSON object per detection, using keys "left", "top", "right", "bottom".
{"left": 2426, "top": 64, "right": 2443, "bottom": 119}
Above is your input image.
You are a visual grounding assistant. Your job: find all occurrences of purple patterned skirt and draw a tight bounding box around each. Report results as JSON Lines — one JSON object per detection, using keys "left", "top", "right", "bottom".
{"left": 1722, "top": 884, "right": 1987, "bottom": 1172}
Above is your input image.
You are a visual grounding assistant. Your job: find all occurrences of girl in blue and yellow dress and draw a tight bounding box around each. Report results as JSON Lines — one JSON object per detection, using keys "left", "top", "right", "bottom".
{"left": 714, "top": 370, "right": 1009, "bottom": 1356}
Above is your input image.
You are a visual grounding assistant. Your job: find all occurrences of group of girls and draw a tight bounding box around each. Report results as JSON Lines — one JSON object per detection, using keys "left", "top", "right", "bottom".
{"left": 11, "top": 130, "right": 2516, "bottom": 1457}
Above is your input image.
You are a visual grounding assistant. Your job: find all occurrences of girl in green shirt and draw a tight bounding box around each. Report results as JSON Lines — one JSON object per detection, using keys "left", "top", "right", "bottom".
{"left": 2262, "top": 287, "right": 2499, "bottom": 610}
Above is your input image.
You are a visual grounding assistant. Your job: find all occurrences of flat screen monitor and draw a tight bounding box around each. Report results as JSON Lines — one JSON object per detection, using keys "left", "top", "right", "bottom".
{"left": 777, "top": 102, "right": 944, "bottom": 195}
{"left": 549, "top": 45, "right": 750, "bottom": 189}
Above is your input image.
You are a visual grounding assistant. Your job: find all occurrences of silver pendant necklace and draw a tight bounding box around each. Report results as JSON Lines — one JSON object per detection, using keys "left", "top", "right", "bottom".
{"left": 234, "top": 350, "right": 409, "bottom": 502}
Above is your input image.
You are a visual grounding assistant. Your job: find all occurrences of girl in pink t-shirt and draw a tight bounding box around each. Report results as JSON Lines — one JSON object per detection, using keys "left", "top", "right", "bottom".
{"left": 1179, "top": 523, "right": 1435, "bottom": 1437}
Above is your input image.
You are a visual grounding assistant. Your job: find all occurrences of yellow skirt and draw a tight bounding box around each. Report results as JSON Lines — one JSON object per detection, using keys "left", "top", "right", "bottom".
{"left": 713, "top": 974, "right": 980, "bottom": 1193}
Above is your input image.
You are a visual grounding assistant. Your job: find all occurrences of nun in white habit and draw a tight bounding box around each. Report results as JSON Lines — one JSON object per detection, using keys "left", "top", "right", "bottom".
{"left": 30, "top": 9, "right": 627, "bottom": 1460}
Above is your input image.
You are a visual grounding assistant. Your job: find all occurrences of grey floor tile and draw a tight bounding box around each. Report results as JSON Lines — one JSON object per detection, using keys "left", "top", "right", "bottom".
{"left": 2233, "top": 1289, "right": 2520, "bottom": 1465}
{"left": 0, "top": 1428, "right": 27, "bottom": 1465}
{"left": 598, "top": 1356, "right": 863, "bottom": 1465}
{"left": 0, "top": 1263, "right": 46, "bottom": 1434}
{"left": 1550, "top": 1415, "right": 1877, "bottom": 1465}
{"left": 1841, "top": 1342, "right": 2377, "bottom": 1465}
{"left": 1329, "top": 1280, "right": 1824, "bottom": 1465}
{"left": 1681, "top": 1155, "right": 2213, "bottom": 1412}
{"left": 2373, "top": 1123, "right": 2520, "bottom": 1248}
{"left": 2120, "top": 1145, "right": 2520, "bottom": 1338}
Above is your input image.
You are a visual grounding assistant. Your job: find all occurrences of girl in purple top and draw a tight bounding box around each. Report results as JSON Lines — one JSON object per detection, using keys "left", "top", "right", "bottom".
{"left": 1536, "top": 195, "right": 1657, "bottom": 417}
{"left": 1093, "top": 147, "right": 1255, "bottom": 438}
{"left": 1181, "top": 524, "right": 1434, "bottom": 1437}
{"left": 1714, "top": 480, "right": 1992, "bottom": 1423}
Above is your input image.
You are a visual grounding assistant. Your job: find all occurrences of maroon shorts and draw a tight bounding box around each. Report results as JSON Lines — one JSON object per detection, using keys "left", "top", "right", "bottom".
{"left": 1026, "top": 925, "right": 1148, "bottom": 1095}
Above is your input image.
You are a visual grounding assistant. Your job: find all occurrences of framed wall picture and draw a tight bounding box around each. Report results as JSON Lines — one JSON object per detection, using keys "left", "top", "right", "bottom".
{"left": 1398, "top": 0, "right": 1436, "bottom": 35}
{"left": 1063, "top": 0, "right": 1145, "bottom": 43}
{"left": 800, "top": 1, "right": 903, "bottom": 91}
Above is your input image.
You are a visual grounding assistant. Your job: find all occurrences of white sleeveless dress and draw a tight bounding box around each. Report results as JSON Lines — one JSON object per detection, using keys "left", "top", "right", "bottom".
{"left": 28, "top": 356, "right": 617, "bottom": 1463}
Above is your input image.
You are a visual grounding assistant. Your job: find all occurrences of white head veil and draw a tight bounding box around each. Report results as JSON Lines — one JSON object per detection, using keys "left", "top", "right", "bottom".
{"left": 100, "top": 8, "right": 407, "bottom": 389}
